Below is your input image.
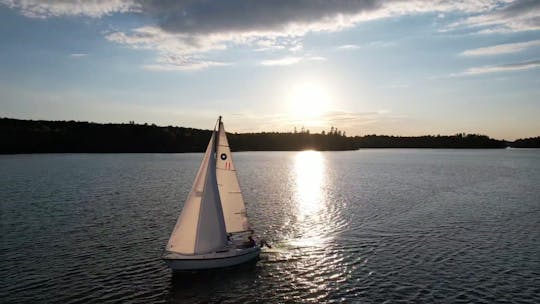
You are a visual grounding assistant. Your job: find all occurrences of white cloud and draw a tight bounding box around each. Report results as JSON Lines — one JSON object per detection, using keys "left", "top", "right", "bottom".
{"left": 4, "top": 0, "right": 539, "bottom": 70}
{"left": 105, "top": 26, "right": 234, "bottom": 71}
{"left": 260, "top": 57, "right": 303, "bottom": 66}
{"left": 338, "top": 44, "right": 362, "bottom": 50}
{"left": 460, "top": 60, "right": 540, "bottom": 75}
{"left": 144, "top": 59, "right": 230, "bottom": 71}
{"left": 461, "top": 40, "right": 540, "bottom": 56}
{"left": 366, "top": 40, "right": 397, "bottom": 48}
{"left": 105, "top": 26, "right": 227, "bottom": 55}
{"left": 337, "top": 41, "right": 396, "bottom": 50}
{"left": 69, "top": 53, "right": 88, "bottom": 57}
{"left": 143, "top": 61, "right": 230, "bottom": 71}
{"left": 0, "top": 0, "right": 137, "bottom": 18}
{"left": 260, "top": 55, "right": 326, "bottom": 66}
{"left": 106, "top": 25, "right": 317, "bottom": 70}
{"left": 306, "top": 56, "right": 326, "bottom": 61}
{"left": 445, "top": 0, "right": 540, "bottom": 34}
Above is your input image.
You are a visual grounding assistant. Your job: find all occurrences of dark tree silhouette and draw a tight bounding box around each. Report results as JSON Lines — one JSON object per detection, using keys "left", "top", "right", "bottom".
{"left": 0, "top": 118, "right": 522, "bottom": 154}
{"left": 509, "top": 137, "right": 540, "bottom": 148}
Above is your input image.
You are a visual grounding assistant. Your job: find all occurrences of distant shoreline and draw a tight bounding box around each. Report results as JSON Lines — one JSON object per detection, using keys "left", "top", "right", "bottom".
{"left": 1, "top": 118, "right": 538, "bottom": 154}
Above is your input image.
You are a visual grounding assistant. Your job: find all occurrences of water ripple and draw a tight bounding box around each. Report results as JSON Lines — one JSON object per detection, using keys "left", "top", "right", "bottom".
{"left": 1, "top": 151, "right": 540, "bottom": 303}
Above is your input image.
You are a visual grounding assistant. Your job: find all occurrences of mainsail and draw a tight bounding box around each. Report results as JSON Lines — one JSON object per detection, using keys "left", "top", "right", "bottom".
{"left": 216, "top": 121, "right": 251, "bottom": 233}
{"left": 165, "top": 130, "right": 228, "bottom": 254}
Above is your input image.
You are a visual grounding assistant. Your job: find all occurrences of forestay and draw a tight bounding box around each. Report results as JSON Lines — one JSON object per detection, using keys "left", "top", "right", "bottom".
{"left": 216, "top": 121, "right": 251, "bottom": 233}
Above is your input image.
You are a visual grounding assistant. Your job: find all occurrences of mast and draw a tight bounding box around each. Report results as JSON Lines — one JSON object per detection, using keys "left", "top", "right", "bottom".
{"left": 216, "top": 116, "right": 222, "bottom": 152}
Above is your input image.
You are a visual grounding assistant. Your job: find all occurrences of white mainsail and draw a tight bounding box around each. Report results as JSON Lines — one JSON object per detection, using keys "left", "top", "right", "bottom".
{"left": 165, "top": 130, "right": 228, "bottom": 254}
{"left": 216, "top": 120, "right": 251, "bottom": 233}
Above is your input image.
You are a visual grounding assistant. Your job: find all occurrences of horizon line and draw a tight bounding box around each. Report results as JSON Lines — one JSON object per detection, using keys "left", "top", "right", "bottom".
{"left": 2, "top": 117, "right": 538, "bottom": 142}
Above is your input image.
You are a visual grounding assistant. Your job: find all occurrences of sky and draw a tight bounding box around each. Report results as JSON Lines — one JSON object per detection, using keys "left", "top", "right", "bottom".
{"left": 0, "top": 0, "right": 539, "bottom": 140}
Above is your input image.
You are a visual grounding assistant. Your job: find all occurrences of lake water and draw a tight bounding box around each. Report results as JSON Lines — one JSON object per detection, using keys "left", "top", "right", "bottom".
{"left": 1, "top": 150, "right": 539, "bottom": 303}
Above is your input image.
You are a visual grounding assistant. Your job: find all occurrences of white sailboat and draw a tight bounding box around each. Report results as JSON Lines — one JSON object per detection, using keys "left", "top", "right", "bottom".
{"left": 163, "top": 116, "right": 260, "bottom": 270}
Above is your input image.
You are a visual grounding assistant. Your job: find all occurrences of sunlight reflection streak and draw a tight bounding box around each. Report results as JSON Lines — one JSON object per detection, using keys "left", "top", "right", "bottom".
{"left": 291, "top": 150, "right": 331, "bottom": 248}
{"left": 294, "top": 150, "right": 325, "bottom": 217}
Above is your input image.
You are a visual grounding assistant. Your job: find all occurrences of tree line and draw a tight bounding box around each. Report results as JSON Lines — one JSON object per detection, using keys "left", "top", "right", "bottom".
{"left": 1, "top": 118, "right": 537, "bottom": 154}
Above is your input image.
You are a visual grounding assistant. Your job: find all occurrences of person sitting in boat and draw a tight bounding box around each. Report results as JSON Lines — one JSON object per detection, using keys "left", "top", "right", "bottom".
{"left": 259, "top": 239, "right": 272, "bottom": 249}
{"left": 246, "top": 235, "right": 256, "bottom": 248}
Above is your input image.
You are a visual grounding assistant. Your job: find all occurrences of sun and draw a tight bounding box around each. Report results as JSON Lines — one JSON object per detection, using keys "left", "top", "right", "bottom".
{"left": 287, "top": 83, "right": 332, "bottom": 121}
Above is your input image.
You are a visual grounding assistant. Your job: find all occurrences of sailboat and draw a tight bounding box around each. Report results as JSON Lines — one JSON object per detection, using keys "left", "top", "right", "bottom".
{"left": 162, "top": 116, "right": 260, "bottom": 270}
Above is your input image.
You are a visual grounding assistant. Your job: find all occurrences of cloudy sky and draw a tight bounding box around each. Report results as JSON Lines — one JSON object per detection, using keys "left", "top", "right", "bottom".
{"left": 1, "top": 0, "right": 539, "bottom": 139}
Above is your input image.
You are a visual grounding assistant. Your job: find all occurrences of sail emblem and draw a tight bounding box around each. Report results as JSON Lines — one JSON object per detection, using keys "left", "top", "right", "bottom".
{"left": 220, "top": 153, "right": 227, "bottom": 160}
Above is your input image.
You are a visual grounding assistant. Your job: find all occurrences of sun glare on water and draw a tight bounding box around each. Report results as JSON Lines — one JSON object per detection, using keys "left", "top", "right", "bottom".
{"left": 287, "top": 82, "right": 332, "bottom": 122}
{"left": 294, "top": 150, "right": 325, "bottom": 216}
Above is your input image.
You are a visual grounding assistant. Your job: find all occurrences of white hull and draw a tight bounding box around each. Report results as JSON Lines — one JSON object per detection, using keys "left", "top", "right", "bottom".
{"left": 163, "top": 246, "right": 260, "bottom": 271}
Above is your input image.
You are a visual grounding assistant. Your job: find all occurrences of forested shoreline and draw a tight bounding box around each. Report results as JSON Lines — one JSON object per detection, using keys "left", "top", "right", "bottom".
{"left": 1, "top": 118, "right": 538, "bottom": 154}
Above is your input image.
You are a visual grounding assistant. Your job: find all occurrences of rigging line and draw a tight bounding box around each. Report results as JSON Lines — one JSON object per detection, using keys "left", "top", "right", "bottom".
{"left": 213, "top": 116, "right": 220, "bottom": 132}
{"left": 213, "top": 116, "right": 221, "bottom": 154}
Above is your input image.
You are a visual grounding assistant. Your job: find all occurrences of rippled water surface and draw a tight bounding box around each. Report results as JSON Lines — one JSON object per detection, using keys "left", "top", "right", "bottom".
{"left": 2, "top": 150, "right": 539, "bottom": 303}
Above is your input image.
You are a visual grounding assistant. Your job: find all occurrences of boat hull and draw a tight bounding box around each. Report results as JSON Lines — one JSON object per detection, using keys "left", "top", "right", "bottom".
{"left": 163, "top": 246, "right": 260, "bottom": 271}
